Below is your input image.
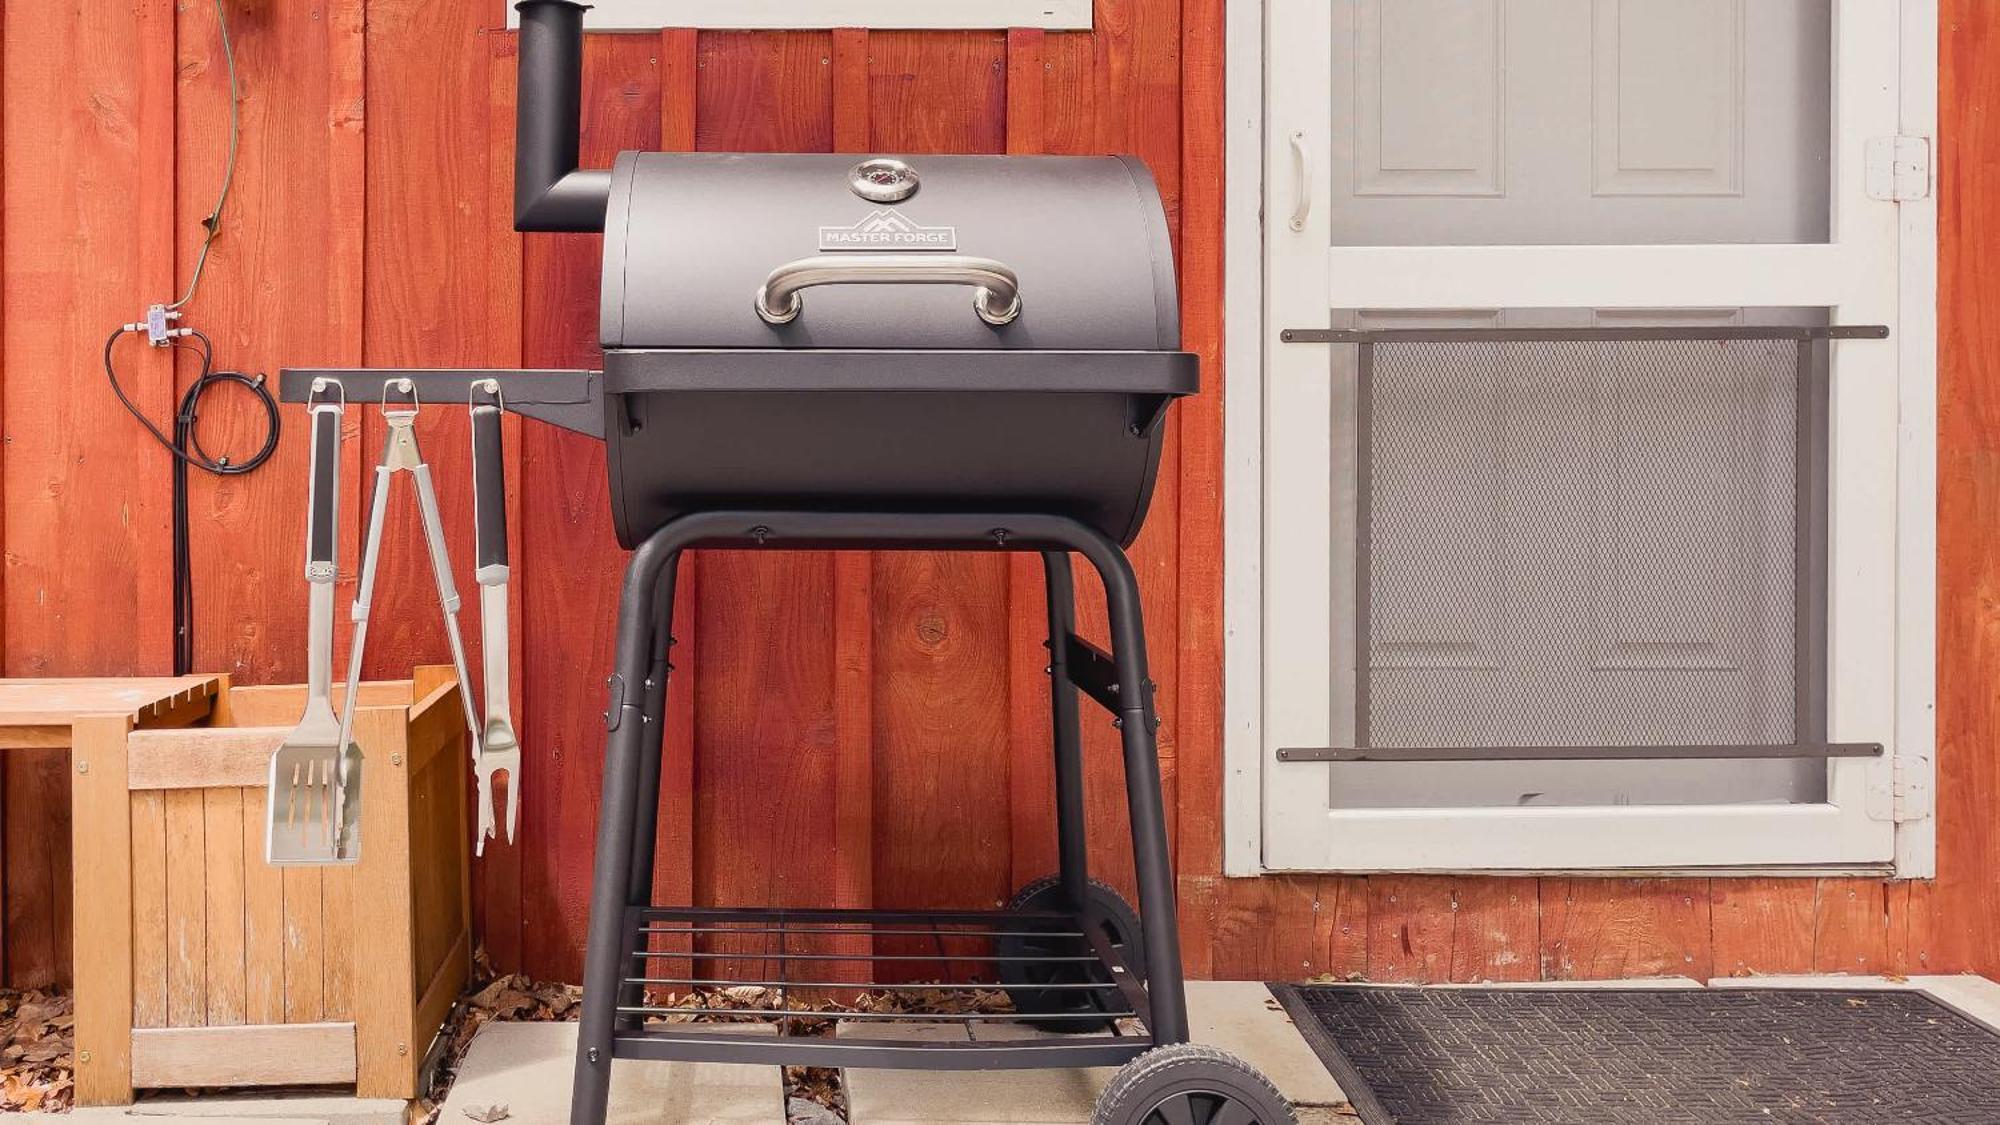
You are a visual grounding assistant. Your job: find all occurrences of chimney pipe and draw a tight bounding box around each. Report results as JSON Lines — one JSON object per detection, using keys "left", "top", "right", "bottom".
{"left": 514, "top": 0, "right": 609, "bottom": 232}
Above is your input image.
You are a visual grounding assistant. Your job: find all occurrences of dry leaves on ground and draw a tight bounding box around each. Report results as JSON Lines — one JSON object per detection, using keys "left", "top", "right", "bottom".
{"left": 418, "top": 950, "right": 1021, "bottom": 1124}
{"left": 0, "top": 990, "right": 73, "bottom": 1113}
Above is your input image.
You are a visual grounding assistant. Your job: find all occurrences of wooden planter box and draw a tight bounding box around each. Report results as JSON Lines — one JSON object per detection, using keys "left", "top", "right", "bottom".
{"left": 69, "top": 667, "right": 472, "bottom": 1106}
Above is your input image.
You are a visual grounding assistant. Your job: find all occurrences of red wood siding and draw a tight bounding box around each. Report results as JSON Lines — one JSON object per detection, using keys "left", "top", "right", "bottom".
{"left": 0, "top": 0, "right": 1996, "bottom": 989}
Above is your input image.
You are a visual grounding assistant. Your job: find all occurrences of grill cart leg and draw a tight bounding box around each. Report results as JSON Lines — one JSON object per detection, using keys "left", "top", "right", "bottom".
{"left": 617, "top": 554, "right": 683, "bottom": 1032}
{"left": 1073, "top": 534, "right": 1189, "bottom": 1046}
{"left": 572, "top": 531, "right": 681, "bottom": 1125}
{"left": 1042, "top": 551, "right": 1090, "bottom": 908}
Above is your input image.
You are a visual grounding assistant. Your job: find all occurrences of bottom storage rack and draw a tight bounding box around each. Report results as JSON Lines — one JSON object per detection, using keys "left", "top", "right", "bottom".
{"left": 610, "top": 905, "right": 1158, "bottom": 1070}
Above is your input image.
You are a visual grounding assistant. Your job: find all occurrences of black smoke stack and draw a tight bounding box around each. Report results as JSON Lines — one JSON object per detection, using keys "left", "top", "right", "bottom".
{"left": 514, "top": 0, "right": 610, "bottom": 232}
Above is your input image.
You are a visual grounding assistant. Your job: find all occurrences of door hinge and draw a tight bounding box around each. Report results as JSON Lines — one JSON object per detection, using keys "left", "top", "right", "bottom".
{"left": 1892, "top": 750, "right": 1933, "bottom": 824}
{"left": 1865, "top": 135, "right": 1932, "bottom": 202}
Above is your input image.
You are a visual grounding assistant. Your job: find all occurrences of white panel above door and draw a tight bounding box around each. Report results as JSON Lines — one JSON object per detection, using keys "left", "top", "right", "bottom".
{"left": 506, "top": 0, "right": 1093, "bottom": 31}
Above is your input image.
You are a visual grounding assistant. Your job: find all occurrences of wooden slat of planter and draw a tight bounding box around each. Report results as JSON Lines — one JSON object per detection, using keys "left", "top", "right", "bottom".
{"left": 127, "top": 728, "right": 287, "bottom": 790}
{"left": 131, "top": 1023, "right": 356, "bottom": 1089}
{"left": 282, "top": 866, "right": 325, "bottom": 1024}
{"left": 219, "top": 683, "right": 413, "bottom": 729}
{"left": 164, "top": 790, "right": 207, "bottom": 1027}
{"left": 202, "top": 788, "right": 247, "bottom": 1026}
{"left": 243, "top": 786, "right": 287, "bottom": 1025}
{"left": 353, "top": 703, "right": 416, "bottom": 1098}
{"left": 130, "top": 793, "right": 169, "bottom": 1030}
{"left": 72, "top": 715, "right": 136, "bottom": 1105}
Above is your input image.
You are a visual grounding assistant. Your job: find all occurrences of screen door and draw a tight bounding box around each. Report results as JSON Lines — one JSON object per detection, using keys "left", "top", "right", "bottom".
{"left": 1261, "top": 0, "right": 1905, "bottom": 871}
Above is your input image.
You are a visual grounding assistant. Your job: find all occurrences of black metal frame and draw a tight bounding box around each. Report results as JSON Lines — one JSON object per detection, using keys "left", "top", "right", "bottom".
{"left": 569, "top": 509, "right": 1186, "bottom": 1124}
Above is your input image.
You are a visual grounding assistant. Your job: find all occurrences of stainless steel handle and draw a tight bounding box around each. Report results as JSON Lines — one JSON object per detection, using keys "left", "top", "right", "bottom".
{"left": 1288, "top": 131, "right": 1312, "bottom": 232}
{"left": 756, "top": 253, "right": 1023, "bottom": 327}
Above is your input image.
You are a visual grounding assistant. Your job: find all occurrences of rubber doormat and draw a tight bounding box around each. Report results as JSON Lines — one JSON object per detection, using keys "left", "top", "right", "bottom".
{"left": 1269, "top": 984, "right": 2000, "bottom": 1124}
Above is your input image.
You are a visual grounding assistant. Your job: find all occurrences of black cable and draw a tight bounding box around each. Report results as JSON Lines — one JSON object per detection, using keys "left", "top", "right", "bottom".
{"left": 105, "top": 326, "right": 282, "bottom": 675}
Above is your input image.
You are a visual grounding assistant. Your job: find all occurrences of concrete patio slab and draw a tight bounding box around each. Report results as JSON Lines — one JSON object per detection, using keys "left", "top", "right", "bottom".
{"left": 838, "top": 980, "right": 1349, "bottom": 1125}
{"left": 1184, "top": 981, "right": 1345, "bottom": 1108}
{"left": 1709, "top": 972, "right": 2000, "bottom": 1031}
{"left": 836, "top": 1021, "right": 1113, "bottom": 1125}
{"left": 438, "top": 1020, "right": 785, "bottom": 1125}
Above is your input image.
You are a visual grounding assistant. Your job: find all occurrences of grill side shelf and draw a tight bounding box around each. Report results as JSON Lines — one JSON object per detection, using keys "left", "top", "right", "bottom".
{"left": 279, "top": 369, "right": 605, "bottom": 440}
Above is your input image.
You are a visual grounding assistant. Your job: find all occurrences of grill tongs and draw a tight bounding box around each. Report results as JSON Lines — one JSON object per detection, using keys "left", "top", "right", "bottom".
{"left": 334, "top": 379, "right": 486, "bottom": 842}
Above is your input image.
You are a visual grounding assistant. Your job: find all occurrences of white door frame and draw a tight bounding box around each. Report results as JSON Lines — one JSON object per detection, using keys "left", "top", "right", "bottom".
{"left": 1221, "top": 0, "right": 1938, "bottom": 877}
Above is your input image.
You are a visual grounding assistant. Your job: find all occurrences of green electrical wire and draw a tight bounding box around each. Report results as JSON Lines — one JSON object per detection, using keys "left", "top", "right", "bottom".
{"left": 168, "top": 0, "right": 242, "bottom": 313}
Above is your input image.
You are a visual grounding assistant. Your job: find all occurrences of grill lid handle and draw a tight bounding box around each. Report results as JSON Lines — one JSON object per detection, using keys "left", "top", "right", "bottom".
{"left": 755, "top": 254, "right": 1023, "bottom": 327}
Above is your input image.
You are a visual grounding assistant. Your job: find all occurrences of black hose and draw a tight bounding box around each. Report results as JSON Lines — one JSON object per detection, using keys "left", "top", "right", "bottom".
{"left": 104, "top": 326, "right": 282, "bottom": 675}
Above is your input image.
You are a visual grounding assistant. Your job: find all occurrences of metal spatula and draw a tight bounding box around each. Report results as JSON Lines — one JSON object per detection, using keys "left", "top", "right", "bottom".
{"left": 267, "top": 387, "right": 361, "bottom": 865}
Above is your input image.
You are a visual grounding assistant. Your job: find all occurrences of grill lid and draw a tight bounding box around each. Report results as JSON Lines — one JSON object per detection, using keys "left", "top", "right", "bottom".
{"left": 600, "top": 152, "right": 1180, "bottom": 352}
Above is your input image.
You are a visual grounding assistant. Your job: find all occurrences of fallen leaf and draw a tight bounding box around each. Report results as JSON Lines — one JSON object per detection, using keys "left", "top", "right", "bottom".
{"left": 461, "top": 1102, "right": 510, "bottom": 1122}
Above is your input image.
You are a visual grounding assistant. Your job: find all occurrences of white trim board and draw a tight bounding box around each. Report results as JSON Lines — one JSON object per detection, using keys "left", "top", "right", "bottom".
{"left": 505, "top": 1, "right": 1092, "bottom": 31}
{"left": 1220, "top": 0, "right": 1267, "bottom": 878}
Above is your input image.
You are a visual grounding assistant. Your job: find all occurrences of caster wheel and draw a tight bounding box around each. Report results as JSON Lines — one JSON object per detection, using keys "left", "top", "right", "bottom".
{"left": 1092, "top": 1044, "right": 1297, "bottom": 1125}
{"left": 996, "top": 874, "right": 1144, "bottom": 1032}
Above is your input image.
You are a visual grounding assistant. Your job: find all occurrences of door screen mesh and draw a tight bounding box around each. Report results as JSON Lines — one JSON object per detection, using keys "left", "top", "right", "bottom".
{"left": 1359, "top": 336, "right": 1819, "bottom": 751}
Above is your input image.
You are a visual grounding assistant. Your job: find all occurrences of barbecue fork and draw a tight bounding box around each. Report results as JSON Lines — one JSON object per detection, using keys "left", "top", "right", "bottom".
{"left": 266, "top": 381, "right": 362, "bottom": 865}
{"left": 470, "top": 382, "right": 520, "bottom": 853}
{"left": 335, "top": 380, "right": 486, "bottom": 840}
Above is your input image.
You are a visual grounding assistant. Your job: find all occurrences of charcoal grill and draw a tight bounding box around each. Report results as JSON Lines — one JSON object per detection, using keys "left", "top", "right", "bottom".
{"left": 280, "top": 3, "right": 1291, "bottom": 1122}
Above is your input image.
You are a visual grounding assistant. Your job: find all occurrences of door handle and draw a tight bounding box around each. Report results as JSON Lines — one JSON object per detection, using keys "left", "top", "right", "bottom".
{"left": 1288, "top": 131, "right": 1311, "bottom": 232}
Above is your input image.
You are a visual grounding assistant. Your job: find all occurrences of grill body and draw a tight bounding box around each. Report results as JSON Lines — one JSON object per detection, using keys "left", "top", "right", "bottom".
{"left": 596, "top": 152, "right": 1193, "bottom": 547}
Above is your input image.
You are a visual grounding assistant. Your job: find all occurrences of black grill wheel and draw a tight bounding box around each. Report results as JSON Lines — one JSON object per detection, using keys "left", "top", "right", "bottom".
{"left": 1092, "top": 1044, "right": 1297, "bottom": 1125}
{"left": 996, "top": 874, "right": 1143, "bottom": 1032}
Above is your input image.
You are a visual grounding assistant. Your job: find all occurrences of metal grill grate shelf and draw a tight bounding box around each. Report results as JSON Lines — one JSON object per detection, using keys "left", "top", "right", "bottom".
{"left": 606, "top": 905, "right": 1159, "bottom": 1070}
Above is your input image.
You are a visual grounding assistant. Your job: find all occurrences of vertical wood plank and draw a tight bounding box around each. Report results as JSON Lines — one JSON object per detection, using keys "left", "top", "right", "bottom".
{"left": 130, "top": 792, "right": 169, "bottom": 1029}
{"left": 695, "top": 32, "right": 834, "bottom": 152}
{"left": 684, "top": 32, "right": 838, "bottom": 981}
{"left": 1538, "top": 878, "right": 1713, "bottom": 981}
{"left": 1933, "top": 0, "right": 2000, "bottom": 979}
{"left": 1812, "top": 877, "right": 1892, "bottom": 975}
{"left": 831, "top": 29, "right": 870, "bottom": 152}
{"left": 280, "top": 864, "right": 324, "bottom": 1023}
{"left": 71, "top": 716, "right": 135, "bottom": 1106}
{"left": 1004, "top": 28, "right": 1046, "bottom": 154}
{"left": 518, "top": 32, "right": 660, "bottom": 981}
{"left": 201, "top": 788, "right": 246, "bottom": 1026}
{"left": 864, "top": 36, "right": 1013, "bottom": 978}
{"left": 1209, "top": 875, "right": 1321, "bottom": 981}
{"left": 1002, "top": 27, "right": 1061, "bottom": 899}
{"left": 478, "top": 25, "right": 528, "bottom": 977}
{"left": 1366, "top": 876, "right": 1457, "bottom": 983}
{"left": 1316, "top": 876, "right": 1372, "bottom": 979}
{"left": 360, "top": 0, "right": 491, "bottom": 700}
{"left": 651, "top": 25, "right": 701, "bottom": 934}
{"left": 1885, "top": 879, "right": 1936, "bottom": 976}
{"left": 175, "top": 0, "right": 366, "bottom": 685}
{"left": 832, "top": 554, "right": 875, "bottom": 914}
{"left": 1173, "top": 0, "right": 1226, "bottom": 900}
{"left": 866, "top": 32, "right": 1007, "bottom": 154}
{"left": 241, "top": 786, "right": 286, "bottom": 1025}
{"left": 660, "top": 29, "right": 698, "bottom": 152}
{"left": 870, "top": 554, "right": 1013, "bottom": 947}
{"left": 164, "top": 789, "right": 207, "bottom": 1026}
{"left": 353, "top": 704, "right": 417, "bottom": 1098}
{"left": 3, "top": 747, "right": 70, "bottom": 988}
{"left": 1710, "top": 877, "right": 1815, "bottom": 977}
{"left": 320, "top": 861, "right": 355, "bottom": 1021}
